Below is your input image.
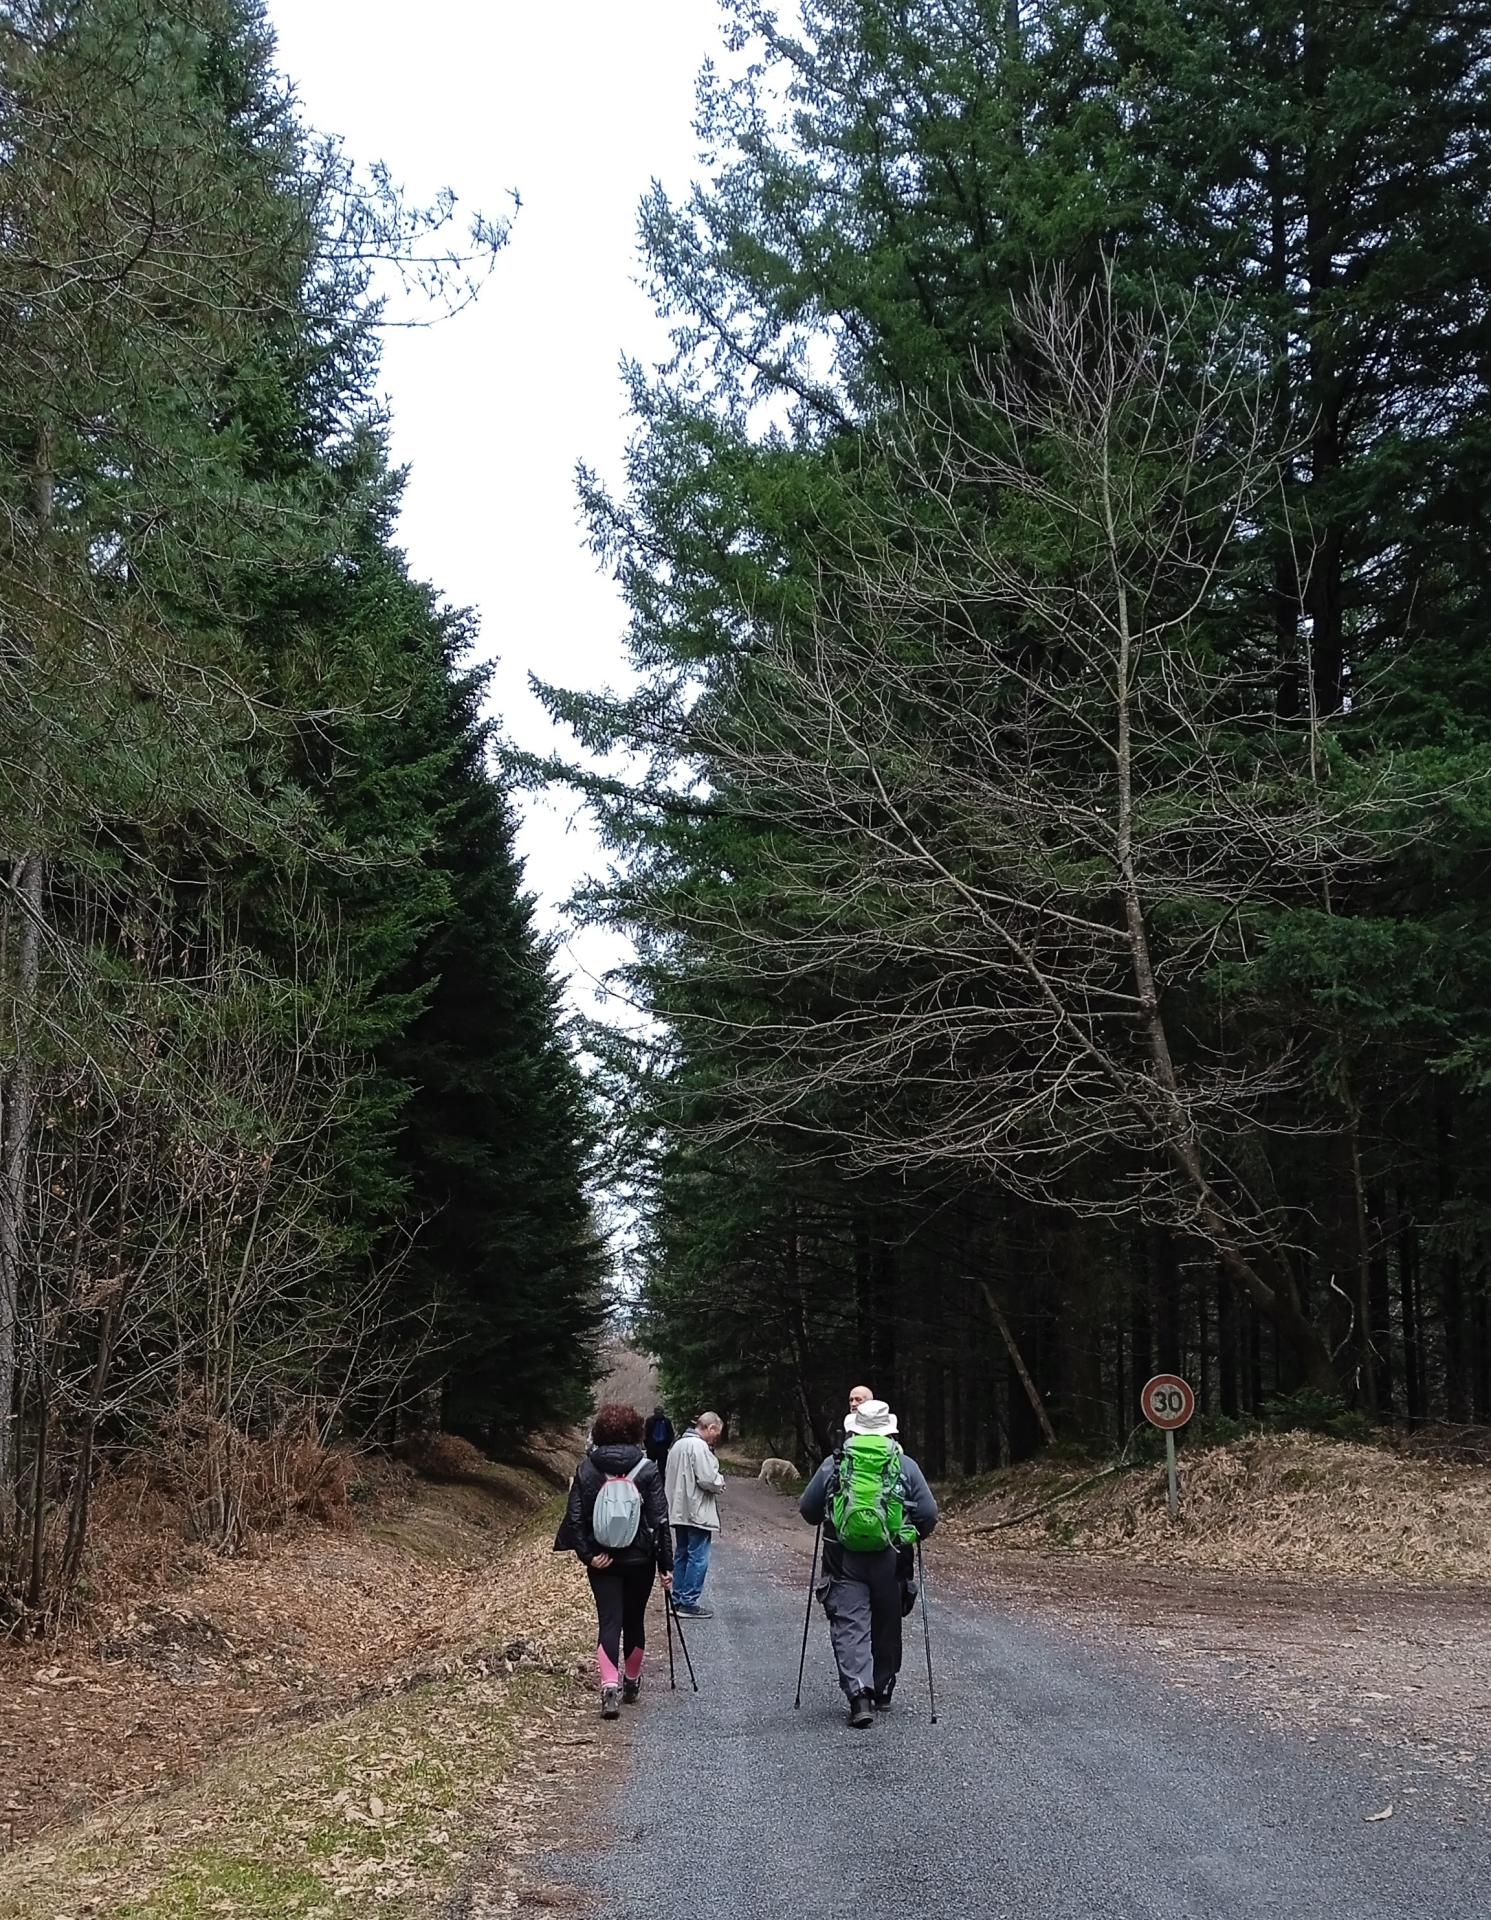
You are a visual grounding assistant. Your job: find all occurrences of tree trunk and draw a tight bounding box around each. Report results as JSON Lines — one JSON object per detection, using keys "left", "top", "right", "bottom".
{"left": 1154, "top": 1229, "right": 1182, "bottom": 1374}
{"left": 1398, "top": 1202, "right": 1423, "bottom": 1426}
{"left": 0, "top": 854, "right": 42, "bottom": 1522}
{"left": 981, "top": 1283, "right": 1056, "bottom": 1448}
{"left": 1436, "top": 1099, "right": 1468, "bottom": 1423}
{"left": 1217, "top": 1266, "right": 1239, "bottom": 1418}
{"left": 1367, "top": 1183, "right": 1395, "bottom": 1420}
{"left": 1129, "top": 1237, "right": 1153, "bottom": 1421}
{"left": 24, "top": 1362, "right": 47, "bottom": 1612}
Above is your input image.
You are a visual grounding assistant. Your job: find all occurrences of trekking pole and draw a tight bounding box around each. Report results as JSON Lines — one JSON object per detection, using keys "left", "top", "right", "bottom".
{"left": 665, "top": 1581, "right": 677, "bottom": 1690}
{"left": 667, "top": 1592, "right": 698, "bottom": 1693}
{"left": 793, "top": 1522, "right": 822, "bottom": 1709}
{"left": 916, "top": 1539, "right": 938, "bottom": 1725}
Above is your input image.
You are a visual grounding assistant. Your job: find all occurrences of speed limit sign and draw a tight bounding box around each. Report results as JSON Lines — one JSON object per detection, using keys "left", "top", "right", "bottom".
{"left": 1140, "top": 1374, "right": 1195, "bottom": 1432}
{"left": 1141, "top": 1374, "right": 1194, "bottom": 1518}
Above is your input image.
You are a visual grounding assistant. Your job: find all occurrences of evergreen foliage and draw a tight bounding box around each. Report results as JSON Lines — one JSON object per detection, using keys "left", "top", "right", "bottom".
{"left": 0, "top": 0, "right": 602, "bottom": 1620}
{"left": 543, "top": 0, "right": 1491, "bottom": 1463}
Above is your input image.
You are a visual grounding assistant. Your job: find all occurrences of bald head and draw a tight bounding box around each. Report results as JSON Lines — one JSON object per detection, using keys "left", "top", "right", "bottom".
{"left": 697, "top": 1411, "right": 723, "bottom": 1441}
{"left": 848, "top": 1384, "right": 873, "bottom": 1412}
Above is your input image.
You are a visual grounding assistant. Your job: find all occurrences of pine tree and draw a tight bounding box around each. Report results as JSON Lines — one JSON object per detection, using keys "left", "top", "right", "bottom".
{"left": 543, "top": 0, "right": 1491, "bottom": 1443}
{"left": 0, "top": 0, "right": 599, "bottom": 1608}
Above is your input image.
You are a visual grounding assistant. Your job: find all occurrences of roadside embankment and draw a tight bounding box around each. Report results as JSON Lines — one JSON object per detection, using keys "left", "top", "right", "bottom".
{"left": 0, "top": 1437, "right": 600, "bottom": 1919}
{"left": 942, "top": 1430, "right": 1491, "bottom": 1585}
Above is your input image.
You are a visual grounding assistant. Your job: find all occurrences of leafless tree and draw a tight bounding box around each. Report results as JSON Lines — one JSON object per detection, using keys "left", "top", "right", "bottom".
{"left": 651, "top": 272, "right": 1432, "bottom": 1391}
{"left": 3, "top": 889, "right": 427, "bottom": 1619}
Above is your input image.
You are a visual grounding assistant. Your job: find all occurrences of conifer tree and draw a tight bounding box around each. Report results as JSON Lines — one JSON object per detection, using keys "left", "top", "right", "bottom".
{"left": 545, "top": 0, "right": 1491, "bottom": 1445}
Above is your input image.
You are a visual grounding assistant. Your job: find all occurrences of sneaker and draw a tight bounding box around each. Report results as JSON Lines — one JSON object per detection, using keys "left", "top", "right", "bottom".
{"left": 673, "top": 1602, "right": 714, "bottom": 1618}
{"left": 600, "top": 1686, "right": 621, "bottom": 1720}
{"left": 622, "top": 1677, "right": 641, "bottom": 1704}
{"left": 847, "top": 1691, "right": 874, "bottom": 1729}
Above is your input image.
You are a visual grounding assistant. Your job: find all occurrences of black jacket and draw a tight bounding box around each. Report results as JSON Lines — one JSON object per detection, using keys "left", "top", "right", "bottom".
{"left": 554, "top": 1442, "right": 673, "bottom": 1572}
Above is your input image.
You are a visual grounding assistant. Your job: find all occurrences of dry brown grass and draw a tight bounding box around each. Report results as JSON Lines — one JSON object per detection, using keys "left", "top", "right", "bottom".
{"left": 0, "top": 1520, "right": 600, "bottom": 1920}
{"left": 951, "top": 1432, "right": 1491, "bottom": 1585}
{"left": 396, "top": 1431, "right": 492, "bottom": 1480}
{"left": 0, "top": 1449, "right": 554, "bottom": 1848}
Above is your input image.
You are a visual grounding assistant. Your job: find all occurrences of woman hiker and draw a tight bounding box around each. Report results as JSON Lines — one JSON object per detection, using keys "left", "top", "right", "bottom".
{"left": 556, "top": 1402, "right": 673, "bottom": 1718}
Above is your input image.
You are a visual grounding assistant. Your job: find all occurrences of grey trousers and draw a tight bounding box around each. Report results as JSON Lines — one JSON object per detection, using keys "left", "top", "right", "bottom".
{"left": 819, "top": 1545, "right": 903, "bottom": 1698}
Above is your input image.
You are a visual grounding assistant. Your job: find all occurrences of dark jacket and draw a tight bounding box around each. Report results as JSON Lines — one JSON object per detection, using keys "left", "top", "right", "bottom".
{"left": 799, "top": 1445, "right": 939, "bottom": 1545}
{"left": 645, "top": 1412, "right": 676, "bottom": 1455}
{"left": 554, "top": 1441, "right": 673, "bottom": 1572}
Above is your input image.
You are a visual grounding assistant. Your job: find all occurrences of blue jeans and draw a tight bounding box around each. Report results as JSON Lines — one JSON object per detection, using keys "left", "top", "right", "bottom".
{"left": 673, "top": 1524, "right": 714, "bottom": 1608}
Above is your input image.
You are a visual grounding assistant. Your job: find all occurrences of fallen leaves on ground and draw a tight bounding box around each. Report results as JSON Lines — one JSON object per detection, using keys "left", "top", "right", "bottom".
{"left": 0, "top": 1453, "right": 563, "bottom": 1849}
{"left": 0, "top": 1524, "right": 602, "bottom": 1920}
{"left": 949, "top": 1433, "right": 1491, "bottom": 1584}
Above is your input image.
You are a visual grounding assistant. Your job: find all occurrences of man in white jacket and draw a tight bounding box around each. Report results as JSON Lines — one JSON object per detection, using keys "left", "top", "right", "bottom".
{"left": 665, "top": 1412, "right": 725, "bottom": 1617}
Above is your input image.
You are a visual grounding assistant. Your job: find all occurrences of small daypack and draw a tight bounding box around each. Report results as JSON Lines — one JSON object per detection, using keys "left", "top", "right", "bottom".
{"left": 591, "top": 1460, "right": 646, "bottom": 1550}
{"left": 647, "top": 1416, "right": 671, "bottom": 1450}
{"left": 831, "top": 1434, "right": 914, "bottom": 1553}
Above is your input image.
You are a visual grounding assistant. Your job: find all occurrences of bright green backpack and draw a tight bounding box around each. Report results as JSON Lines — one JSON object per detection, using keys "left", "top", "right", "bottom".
{"left": 831, "top": 1435, "right": 915, "bottom": 1552}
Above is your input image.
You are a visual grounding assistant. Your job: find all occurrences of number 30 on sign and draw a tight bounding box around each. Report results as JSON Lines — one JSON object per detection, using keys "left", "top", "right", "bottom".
{"left": 1141, "top": 1373, "right": 1195, "bottom": 1431}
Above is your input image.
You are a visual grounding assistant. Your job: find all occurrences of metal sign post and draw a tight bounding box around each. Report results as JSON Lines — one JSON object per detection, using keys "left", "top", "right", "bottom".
{"left": 1140, "top": 1373, "right": 1196, "bottom": 1517}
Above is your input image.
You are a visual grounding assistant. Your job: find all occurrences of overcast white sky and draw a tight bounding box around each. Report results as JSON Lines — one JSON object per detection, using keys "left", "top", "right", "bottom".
{"left": 266, "top": 0, "right": 720, "bottom": 1007}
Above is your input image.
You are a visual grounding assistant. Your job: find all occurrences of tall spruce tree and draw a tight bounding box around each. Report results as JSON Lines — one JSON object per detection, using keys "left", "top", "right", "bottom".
{"left": 1, "top": 0, "right": 603, "bottom": 1611}
{"left": 545, "top": 0, "right": 1491, "bottom": 1452}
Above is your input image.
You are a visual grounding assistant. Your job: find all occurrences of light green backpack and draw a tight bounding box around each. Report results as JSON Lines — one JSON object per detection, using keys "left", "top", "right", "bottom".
{"left": 831, "top": 1434, "right": 916, "bottom": 1552}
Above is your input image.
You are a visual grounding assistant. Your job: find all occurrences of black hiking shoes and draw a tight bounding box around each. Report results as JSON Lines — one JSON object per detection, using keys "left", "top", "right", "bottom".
{"left": 848, "top": 1691, "right": 875, "bottom": 1728}
{"left": 872, "top": 1683, "right": 895, "bottom": 1710}
{"left": 601, "top": 1686, "right": 621, "bottom": 1720}
{"left": 622, "top": 1677, "right": 641, "bottom": 1705}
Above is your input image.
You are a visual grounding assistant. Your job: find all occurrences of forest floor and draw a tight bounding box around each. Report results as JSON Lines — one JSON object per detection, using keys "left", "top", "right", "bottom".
{"left": 0, "top": 1444, "right": 602, "bottom": 1919}
{"left": 941, "top": 1429, "right": 1491, "bottom": 1581}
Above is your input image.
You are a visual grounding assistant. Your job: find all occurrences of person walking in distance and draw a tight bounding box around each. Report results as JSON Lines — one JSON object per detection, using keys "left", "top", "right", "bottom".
{"left": 799, "top": 1399, "right": 937, "bottom": 1727}
{"left": 645, "top": 1404, "right": 675, "bottom": 1480}
{"left": 665, "top": 1411, "right": 726, "bottom": 1617}
{"left": 555, "top": 1403, "right": 673, "bottom": 1719}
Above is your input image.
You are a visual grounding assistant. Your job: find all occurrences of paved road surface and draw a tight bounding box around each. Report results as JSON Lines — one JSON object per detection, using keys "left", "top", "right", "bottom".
{"left": 553, "top": 1481, "right": 1487, "bottom": 1920}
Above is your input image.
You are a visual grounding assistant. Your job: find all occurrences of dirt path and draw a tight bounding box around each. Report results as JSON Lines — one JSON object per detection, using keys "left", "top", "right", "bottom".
{"left": 945, "top": 1542, "right": 1491, "bottom": 1807}
{"left": 736, "top": 1470, "right": 1491, "bottom": 1803}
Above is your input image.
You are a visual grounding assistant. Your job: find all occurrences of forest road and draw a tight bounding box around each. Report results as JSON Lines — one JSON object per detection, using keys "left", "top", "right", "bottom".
{"left": 549, "top": 1479, "right": 1490, "bottom": 1920}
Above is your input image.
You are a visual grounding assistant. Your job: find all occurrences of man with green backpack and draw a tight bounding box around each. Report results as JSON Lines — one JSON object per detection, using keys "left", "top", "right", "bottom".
{"left": 798, "top": 1398, "right": 938, "bottom": 1727}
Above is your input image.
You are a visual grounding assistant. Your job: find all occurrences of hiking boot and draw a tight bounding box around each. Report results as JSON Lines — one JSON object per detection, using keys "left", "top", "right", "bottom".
{"left": 622, "top": 1677, "right": 641, "bottom": 1705}
{"left": 673, "top": 1602, "right": 713, "bottom": 1618}
{"left": 872, "top": 1682, "right": 895, "bottom": 1710}
{"left": 600, "top": 1686, "right": 621, "bottom": 1720}
{"left": 847, "top": 1691, "right": 874, "bottom": 1728}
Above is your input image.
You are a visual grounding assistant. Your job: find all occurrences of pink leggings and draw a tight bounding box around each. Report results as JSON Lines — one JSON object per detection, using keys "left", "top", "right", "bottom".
{"left": 589, "top": 1562, "right": 655, "bottom": 1685}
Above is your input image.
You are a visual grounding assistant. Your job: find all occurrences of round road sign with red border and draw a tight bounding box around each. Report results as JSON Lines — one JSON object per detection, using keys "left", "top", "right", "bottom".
{"left": 1140, "top": 1373, "right": 1195, "bottom": 1431}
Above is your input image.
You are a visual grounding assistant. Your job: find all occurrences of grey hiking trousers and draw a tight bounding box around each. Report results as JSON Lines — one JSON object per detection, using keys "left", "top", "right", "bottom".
{"left": 818, "top": 1544, "right": 904, "bottom": 1698}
